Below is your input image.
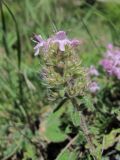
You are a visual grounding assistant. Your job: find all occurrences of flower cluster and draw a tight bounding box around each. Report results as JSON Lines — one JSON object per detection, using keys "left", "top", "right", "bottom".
{"left": 33, "top": 31, "right": 99, "bottom": 99}
{"left": 100, "top": 44, "right": 120, "bottom": 80}
{"left": 33, "top": 31, "right": 80, "bottom": 56}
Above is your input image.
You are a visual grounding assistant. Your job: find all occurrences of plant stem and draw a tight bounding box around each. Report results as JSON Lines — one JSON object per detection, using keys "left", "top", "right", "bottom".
{"left": 53, "top": 97, "right": 67, "bottom": 112}
{"left": 70, "top": 97, "right": 97, "bottom": 159}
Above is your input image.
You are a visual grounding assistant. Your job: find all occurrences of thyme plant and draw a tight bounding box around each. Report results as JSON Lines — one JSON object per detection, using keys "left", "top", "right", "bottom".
{"left": 33, "top": 31, "right": 99, "bottom": 159}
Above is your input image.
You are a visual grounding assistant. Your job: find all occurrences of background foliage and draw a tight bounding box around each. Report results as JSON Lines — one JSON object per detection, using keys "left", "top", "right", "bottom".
{"left": 0, "top": 0, "right": 120, "bottom": 159}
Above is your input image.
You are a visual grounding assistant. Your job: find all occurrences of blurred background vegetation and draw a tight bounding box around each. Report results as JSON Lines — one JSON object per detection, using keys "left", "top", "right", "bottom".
{"left": 0, "top": 0, "right": 120, "bottom": 159}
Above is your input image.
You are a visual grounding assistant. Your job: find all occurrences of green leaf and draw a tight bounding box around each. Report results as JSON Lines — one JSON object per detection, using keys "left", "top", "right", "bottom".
{"left": 82, "top": 95, "right": 95, "bottom": 111}
{"left": 23, "top": 143, "right": 37, "bottom": 160}
{"left": 3, "top": 143, "right": 18, "bottom": 160}
{"left": 71, "top": 110, "right": 80, "bottom": 127}
{"left": 45, "top": 120, "right": 67, "bottom": 142}
{"left": 59, "top": 88, "right": 65, "bottom": 98}
{"left": 103, "top": 129, "right": 120, "bottom": 150}
{"left": 56, "top": 150, "right": 69, "bottom": 160}
{"left": 67, "top": 101, "right": 80, "bottom": 127}
{"left": 56, "top": 150, "right": 77, "bottom": 160}
{"left": 3, "top": 131, "right": 23, "bottom": 160}
{"left": 44, "top": 108, "right": 67, "bottom": 142}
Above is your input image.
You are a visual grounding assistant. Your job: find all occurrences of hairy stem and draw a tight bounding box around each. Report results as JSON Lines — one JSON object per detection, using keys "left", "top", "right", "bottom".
{"left": 71, "top": 97, "right": 97, "bottom": 159}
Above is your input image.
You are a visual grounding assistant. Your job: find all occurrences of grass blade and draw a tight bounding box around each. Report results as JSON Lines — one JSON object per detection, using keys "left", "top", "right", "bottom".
{"left": 3, "top": 0, "right": 21, "bottom": 70}
{"left": 0, "top": 0, "right": 10, "bottom": 56}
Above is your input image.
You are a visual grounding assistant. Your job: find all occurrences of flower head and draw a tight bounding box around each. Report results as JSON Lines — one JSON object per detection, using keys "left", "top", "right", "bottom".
{"left": 89, "top": 82, "right": 100, "bottom": 93}
{"left": 51, "top": 31, "right": 80, "bottom": 51}
{"left": 70, "top": 39, "right": 80, "bottom": 47}
{"left": 33, "top": 31, "right": 80, "bottom": 56}
{"left": 100, "top": 59, "right": 113, "bottom": 74}
{"left": 52, "top": 31, "right": 71, "bottom": 51}
{"left": 33, "top": 31, "right": 88, "bottom": 99}
{"left": 100, "top": 44, "right": 120, "bottom": 79}
{"left": 55, "top": 31, "right": 67, "bottom": 40}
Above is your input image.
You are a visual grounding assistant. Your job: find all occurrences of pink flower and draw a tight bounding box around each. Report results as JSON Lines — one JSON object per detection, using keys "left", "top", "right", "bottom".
{"left": 52, "top": 31, "right": 80, "bottom": 51}
{"left": 89, "top": 82, "right": 100, "bottom": 93}
{"left": 89, "top": 65, "right": 99, "bottom": 76}
{"left": 100, "top": 44, "right": 120, "bottom": 80}
{"left": 52, "top": 31, "right": 71, "bottom": 51}
{"left": 100, "top": 59, "right": 114, "bottom": 74}
{"left": 70, "top": 39, "right": 80, "bottom": 47}
{"left": 33, "top": 31, "right": 80, "bottom": 55}
{"left": 33, "top": 35, "right": 46, "bottom": 56}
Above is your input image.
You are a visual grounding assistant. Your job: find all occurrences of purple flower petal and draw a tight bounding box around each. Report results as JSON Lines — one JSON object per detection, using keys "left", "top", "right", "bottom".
{"left": 34, "top": 35, "right": 43, "bottom": 43}
{"left": 58, "top": 41, "right": 66, "bottom": 51}
{"left": 55, "top": 31, "right": 67, "bottom": 40}
{"left": 33, "top": 34, "right": 47, "bottom": 56}
{"left": 100, "top": 44, "right": 120, "bottom": 80}
{"left": 33, "top": 31, "right": 81, "bottom": 54}
{"left": 100, "top": 59, "right": 114, "bottom": 74}
{"left": 51, "top": 31, "right": 80, "bottom": 51}
{"left": 70, "top": 39, "right": 80, "bottom": 47}
{"left": 52, "top": 32, "right": 70, "bottom": 51}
